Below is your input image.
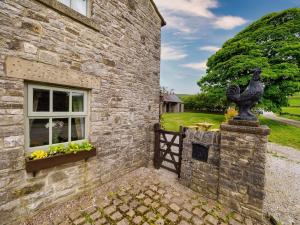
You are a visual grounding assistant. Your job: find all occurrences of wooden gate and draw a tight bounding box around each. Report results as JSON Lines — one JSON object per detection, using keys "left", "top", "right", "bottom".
{"left": 153, "top": 123, "right": 185, "bottom": 177}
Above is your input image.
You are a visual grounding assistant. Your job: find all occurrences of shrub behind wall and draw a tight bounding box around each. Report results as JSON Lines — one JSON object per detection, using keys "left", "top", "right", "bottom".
{"left": 182, "top": 92, "right": 227, "bottom": 113}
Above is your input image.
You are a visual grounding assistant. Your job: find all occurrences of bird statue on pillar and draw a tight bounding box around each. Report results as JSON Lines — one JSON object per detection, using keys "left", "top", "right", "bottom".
{"left": 226, "top": 68, "right": 264, "bottom": 121}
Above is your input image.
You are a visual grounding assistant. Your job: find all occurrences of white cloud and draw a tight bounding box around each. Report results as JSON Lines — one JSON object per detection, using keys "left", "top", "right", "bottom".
{"left": 174, "top": 73, "right": 200, "bottom": 79}
{"left": 163, "top": 15, "right": 193, "bottom": 33}
{"left": 153, "top": 0, "right": 248, "bottom": 32}
{"left": 199, "top": 45, "right": 220, "bottom": 52}
{"left": 181, "top": 61, "right": 207, "bottom": 71}
{"left": 214, "top": 16, "right": 248, "bottom": 30}
{"left": 154, "top": 0, "right": 218, "bottom": 18}
{"left": 161, "top": 44, "right": 187, "bottom": 61}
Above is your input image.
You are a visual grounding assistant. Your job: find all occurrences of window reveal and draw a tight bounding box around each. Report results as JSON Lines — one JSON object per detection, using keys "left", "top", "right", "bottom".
{"left": 27, "top": 84, "right": 88, "bottom": 151}
{"left": 58, "top": 0, "right": 88, "bottom": 16}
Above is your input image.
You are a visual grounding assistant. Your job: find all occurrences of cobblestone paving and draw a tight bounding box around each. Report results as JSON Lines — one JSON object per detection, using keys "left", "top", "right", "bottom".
{"left": 24, "top": 168, "right": 260, "bottom": 225}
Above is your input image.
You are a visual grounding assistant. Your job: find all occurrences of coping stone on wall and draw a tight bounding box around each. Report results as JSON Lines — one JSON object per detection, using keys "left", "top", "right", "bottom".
{"left": 5, "top": 57, "right": 100, "bottom": 90}
{"left": 220, "top": 123, "right": 270, "bottom": 135}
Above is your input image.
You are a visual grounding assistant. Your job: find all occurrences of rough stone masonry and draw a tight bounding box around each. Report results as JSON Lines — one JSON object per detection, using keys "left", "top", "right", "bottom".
{"left": 219, "top": 121, "right": 270, "bottom": 222}
{"left": 0, "top": 0, "right": 164, "bottom": 224}
{"left": 180, "top": 120, "right": 270, "bottom": 223}
{"left": 180, "top": 129, "right": 221, "bottom": 201}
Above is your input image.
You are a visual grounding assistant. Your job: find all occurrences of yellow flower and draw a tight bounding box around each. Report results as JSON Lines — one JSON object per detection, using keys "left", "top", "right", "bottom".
{"left": 30, "top": 150, "right": 48, "bottom": 160}
{"left": 225, "top": 107, "right": 238, "bottom": 122}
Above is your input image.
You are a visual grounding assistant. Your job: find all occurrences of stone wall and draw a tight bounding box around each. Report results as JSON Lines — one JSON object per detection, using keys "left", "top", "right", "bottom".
{"left": 0, "top": 0, "right": 163, "bottom": 224}
{"left": 219, "top": 121, "right": 270, "bottom": 222}
{"left": 180, "top": 129, "right": 221, "bottom": 200}
{"left": 180, "top": 121, "right": 269, "bottom": 223}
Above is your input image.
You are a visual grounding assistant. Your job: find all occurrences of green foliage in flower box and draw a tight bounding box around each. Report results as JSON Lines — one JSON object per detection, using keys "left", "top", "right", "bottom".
{"left": 28, "top": 140, "right": 94, "bottom": 160}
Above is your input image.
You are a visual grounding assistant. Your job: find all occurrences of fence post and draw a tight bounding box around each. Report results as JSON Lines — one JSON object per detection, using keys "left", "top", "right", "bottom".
{"left": 153, "top": 123, "right": 161, "bottom": 169}
{"left": 178, "top": 126, "right": 185, "bottom": 178}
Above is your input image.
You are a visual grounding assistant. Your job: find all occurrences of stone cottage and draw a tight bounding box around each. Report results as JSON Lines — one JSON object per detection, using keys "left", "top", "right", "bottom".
{"left": 160, "top": 93, "right": 184, "bottom": 113}
{"left": 0, "top": 0, "right": 165, "bottom": 224}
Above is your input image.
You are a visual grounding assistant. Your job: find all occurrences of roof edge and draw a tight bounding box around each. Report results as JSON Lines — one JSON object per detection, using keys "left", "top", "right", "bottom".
{"left": 149, "top": 0, "right": 166, "bottom": 27}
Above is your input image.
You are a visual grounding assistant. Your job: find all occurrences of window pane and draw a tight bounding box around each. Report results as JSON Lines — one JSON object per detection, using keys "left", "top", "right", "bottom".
{"left": 71, "top": 118, "right": 85, "bottom": 141}
{"left": 33, "top": 89, "right": 50, "bottom": 112}
{"left": 72, "top": 92, "right": 84, "bottom": 112}
{"left": 53, "top": 91, "right": 69, "bottom": 112}
{"left": 71, "top": 0, "right": 87, "bottom": 15}
{"left": 52, "top": 118, "right": 69, "bottom": 144}
{"left": 58, "top": 0, "right": 71, "bottom": 6}
{"left": 29, "top": 119, "right": 49, "bottom": 147}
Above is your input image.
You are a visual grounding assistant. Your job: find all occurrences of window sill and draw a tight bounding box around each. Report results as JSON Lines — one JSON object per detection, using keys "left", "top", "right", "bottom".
{"left": 36, "top": 0, "right": 100, "bottom": 32}
{"left": 25, "top": 148, "right": 96, "bottom": 175}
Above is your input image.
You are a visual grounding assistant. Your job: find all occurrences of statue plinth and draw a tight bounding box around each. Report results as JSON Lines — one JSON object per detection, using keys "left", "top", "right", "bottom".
{"left": 220, "top": 120, "right": 270, "bottom": 222}
{"left": 228, "top": 119, "right": 259, "bottom": 127}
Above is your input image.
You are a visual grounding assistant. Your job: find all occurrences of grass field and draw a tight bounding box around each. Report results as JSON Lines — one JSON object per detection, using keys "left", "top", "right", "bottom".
{"left": 279, "top": 92, "right": 300, "bottom": 121}
{"left": 281, "top": 107, "right": 300, "bottom": 115}
{"left": 162, "top": 112, "right": 300, "bottom": 150}
{"left": 288, "top": 98, "right": 300, "bottom": 107}
{"left": 162, "top": 112, "right": 223, "bottom": 131}
{"left": 280, "top": 106, "right": 300, "bottom": 121}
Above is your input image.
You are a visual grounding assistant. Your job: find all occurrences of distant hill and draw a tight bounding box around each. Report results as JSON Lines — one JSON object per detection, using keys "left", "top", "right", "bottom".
{"left": 176, "top": 94, "right": 193, "bottom": 99}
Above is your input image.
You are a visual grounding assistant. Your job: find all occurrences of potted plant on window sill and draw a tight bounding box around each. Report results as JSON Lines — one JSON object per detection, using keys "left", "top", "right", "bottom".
{"left": 25, "top": 141, "right": 96, "bottom": 175}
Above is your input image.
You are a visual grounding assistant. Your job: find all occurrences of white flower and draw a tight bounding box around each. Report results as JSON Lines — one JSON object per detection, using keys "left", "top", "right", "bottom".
{"left": 45, "top": 121, "right": 64, "bottom": 129}
{"left": 53, "top": 121, "right": 64, "bottom": 128}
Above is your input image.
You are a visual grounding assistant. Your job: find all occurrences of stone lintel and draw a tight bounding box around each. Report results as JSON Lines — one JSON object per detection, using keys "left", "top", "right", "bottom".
{"left": 5, "top": 57, "right": 100, "bottom": 90}
{"left": 221, "top": 123, "right": 270, "bottom": 136}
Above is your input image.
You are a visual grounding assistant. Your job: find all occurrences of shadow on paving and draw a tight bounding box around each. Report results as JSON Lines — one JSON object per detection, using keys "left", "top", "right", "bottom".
{"left": 22, "top": 167, "right": 261, "bottom": 225}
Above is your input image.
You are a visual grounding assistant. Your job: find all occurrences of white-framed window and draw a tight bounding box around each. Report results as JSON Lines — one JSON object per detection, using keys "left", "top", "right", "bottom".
{"left": 58, "top": 0, "right": 89, "bottom": 16}
{"left": 26, "top": 84, "right": 88, "bottom": 151}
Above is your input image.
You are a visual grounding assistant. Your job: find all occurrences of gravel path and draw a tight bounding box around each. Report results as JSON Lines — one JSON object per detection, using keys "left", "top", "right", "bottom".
{"left": 264, "top": 142, "right": 300, "bottom": 225}
{"left": 263, "top": 112, "right": 300, "bottom": 128}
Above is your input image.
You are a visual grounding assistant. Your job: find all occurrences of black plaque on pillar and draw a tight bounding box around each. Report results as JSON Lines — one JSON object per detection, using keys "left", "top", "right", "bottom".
{"left": 192, "top": 143, "right": 209, "bottom": 162}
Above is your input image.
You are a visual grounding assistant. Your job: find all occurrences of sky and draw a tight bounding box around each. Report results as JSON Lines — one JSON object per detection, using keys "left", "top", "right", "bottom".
{"left": 153, "top": 0, "right": 300, "bottom": 94}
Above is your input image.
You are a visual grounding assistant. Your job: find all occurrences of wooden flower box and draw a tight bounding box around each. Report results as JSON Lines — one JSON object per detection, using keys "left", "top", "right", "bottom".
{"left": 25, "top": 148, "right": 96, "bottom": 174}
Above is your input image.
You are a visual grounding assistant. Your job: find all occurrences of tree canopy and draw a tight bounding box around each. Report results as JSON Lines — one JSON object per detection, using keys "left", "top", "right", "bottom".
{"left": 198, "top": 8, "right": 300, "bottom": 112}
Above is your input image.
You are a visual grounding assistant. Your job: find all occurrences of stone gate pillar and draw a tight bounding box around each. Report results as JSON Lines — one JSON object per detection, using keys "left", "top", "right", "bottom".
{"left": 219, "top": 120, "right": 270, "bottom": 222}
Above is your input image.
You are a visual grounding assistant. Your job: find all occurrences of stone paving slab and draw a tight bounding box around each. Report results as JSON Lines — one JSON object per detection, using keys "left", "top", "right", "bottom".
{"left": 23, "top": 167, "right": 262, "bottom": 225}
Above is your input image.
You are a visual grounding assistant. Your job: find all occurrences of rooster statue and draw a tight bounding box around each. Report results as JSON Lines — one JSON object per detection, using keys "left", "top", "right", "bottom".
{"left": 226, "top": 68, "right": 264, "bottom": 121}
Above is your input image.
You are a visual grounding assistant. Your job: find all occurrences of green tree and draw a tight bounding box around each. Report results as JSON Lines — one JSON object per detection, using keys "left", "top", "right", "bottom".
{"left": 182, "top": 92, "right": 226, "bottom": 112}
{"left": 198, "top": 8, "right": 300, "bottom": 112}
